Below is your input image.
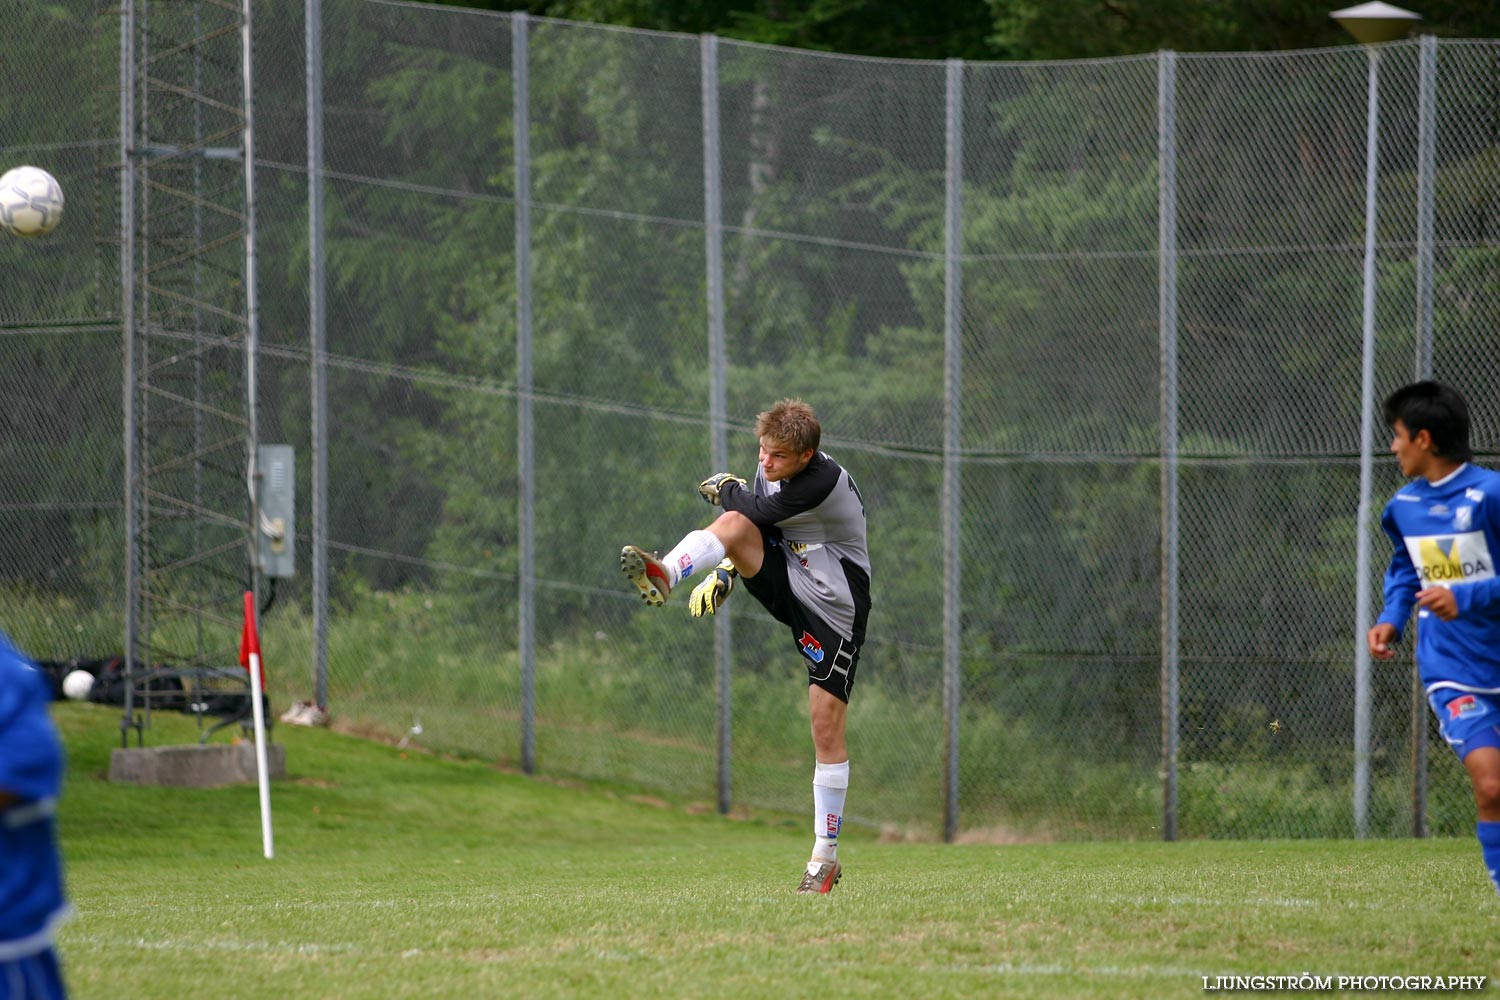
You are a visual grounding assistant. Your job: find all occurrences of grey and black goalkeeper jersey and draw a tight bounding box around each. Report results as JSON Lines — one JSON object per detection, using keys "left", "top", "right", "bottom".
{"left": 719, "top": 451, "right": 871, "bottom": 642}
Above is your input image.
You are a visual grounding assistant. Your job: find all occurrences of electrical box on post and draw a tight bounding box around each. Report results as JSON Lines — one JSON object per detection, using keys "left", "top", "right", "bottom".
{"left": 256, "top": 445, "right": 295, "bottom": 578}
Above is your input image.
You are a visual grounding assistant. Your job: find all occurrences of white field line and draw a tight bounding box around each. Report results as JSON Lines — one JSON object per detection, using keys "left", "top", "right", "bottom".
{"left": 74, "top": 889, "right": 1436, "bottom": 921}
{"left": 65, "top": 933, "right": 364, "bottom": 957}
{"left": 69, "top": 931, "right": 1216, "bottom": 980}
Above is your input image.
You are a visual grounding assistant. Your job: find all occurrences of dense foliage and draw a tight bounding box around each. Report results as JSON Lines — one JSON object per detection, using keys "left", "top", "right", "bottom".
{"left": 433, "top": 0, "right": 1500, "bottom": 58}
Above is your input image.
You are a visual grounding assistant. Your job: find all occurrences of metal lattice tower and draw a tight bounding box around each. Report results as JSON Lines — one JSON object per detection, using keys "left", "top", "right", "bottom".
{"left": 119, "top": 0, "right": 260, "bottom": 742}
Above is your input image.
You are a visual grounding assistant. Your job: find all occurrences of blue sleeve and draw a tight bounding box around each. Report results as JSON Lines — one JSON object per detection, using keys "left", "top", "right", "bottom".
{"left": 1376, "top": 503, "right": 1417, "bottom": 637}
{"left": 0, "top": 640, "right": 64, "bottom": 804}
{"left": 1453, "top": 495, "right": 1500, "bottom": 617}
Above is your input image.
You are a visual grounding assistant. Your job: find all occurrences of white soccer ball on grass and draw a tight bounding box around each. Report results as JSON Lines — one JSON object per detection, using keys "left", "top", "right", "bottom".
{"left": 0, "top": 165, "right": 65, "bottom": 237}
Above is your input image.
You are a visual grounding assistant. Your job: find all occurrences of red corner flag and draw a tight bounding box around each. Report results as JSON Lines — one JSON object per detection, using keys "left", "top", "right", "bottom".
{"left": 240, "top": 591, "right": 265, "bottom": 685}
{"left": 239, "top": 589, "right": 275, "bottom": 860}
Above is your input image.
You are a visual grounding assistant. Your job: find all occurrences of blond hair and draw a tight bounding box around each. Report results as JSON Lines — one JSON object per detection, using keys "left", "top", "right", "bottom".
{"left": 755, "top": 398, "right": 821, "bottom": 454}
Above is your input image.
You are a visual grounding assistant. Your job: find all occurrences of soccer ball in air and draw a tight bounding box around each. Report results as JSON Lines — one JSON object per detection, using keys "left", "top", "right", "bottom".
{"left": 0, "top": 165, "right": 65, "bottom": 238}
{"left": 61, "top": 669, "right": 94, "bottom": 701}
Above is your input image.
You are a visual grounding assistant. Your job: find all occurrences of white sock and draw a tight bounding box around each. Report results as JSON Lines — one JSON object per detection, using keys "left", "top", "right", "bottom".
{"left": 812, "top": 760, "right": 849, "bottom": 862}
{"left": 662, "top": 529, "right": 725, "bottom": 586}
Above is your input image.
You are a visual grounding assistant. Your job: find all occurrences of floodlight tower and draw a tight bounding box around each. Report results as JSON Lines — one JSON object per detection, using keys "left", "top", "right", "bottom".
{"left": 1331, "top": 1, "right": 1421, "bottom": 838}
{"left": 119, "top": 0, "right": 261, "bottom": 744}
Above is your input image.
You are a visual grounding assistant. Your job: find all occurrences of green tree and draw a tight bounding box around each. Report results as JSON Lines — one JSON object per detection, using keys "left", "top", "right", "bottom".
{"left": 424, "top": 0, "right": 1500, "bottom": 61}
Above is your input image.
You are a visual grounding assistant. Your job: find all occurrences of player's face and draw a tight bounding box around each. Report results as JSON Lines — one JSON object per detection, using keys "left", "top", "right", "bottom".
{"left": 1389, "top": 419, "right": 1433, "bottom": 479}
{"left": 759, "top": 437, "right": 814, "bottom": 483}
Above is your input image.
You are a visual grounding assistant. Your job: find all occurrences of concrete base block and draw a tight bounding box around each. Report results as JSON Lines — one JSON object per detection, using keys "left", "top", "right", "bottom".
{"left": 109, "top": 742, "right": 286, "bottom": 788}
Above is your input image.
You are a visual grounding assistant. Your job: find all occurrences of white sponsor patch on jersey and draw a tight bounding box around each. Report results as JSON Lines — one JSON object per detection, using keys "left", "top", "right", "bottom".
{"left": 1404, "top": 531, "right": 1496, "bottom": 586}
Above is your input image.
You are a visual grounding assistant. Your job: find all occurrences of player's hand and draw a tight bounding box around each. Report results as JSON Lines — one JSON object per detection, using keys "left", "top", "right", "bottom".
{"left": 1416, "top": 586, "right": 1459, "bottom": 621}
{"left": 1367, "top": 623, "right": 1398, "bottom": 660}
{"left": 688, "top": 560, "right": 737, "bottom": 617}
{"left": 698, "top": 472, "right": 747, "bottom": 505}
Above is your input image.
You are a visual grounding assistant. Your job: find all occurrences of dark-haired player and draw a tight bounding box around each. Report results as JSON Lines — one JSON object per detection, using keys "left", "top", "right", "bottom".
{"left": 1369, "top": 381, "right": 1500, "bottom": 895}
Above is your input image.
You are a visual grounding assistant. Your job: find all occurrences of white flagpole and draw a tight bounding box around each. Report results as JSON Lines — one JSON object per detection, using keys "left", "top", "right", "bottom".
{"left": 248, "top": 651, "right": 274, "bottom": 859}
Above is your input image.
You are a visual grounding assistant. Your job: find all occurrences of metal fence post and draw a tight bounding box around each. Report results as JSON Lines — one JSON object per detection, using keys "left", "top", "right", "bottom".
{"left": 307, "top": 0, "right": 329, "bottom": 712}
{"left": 1415, "top": 36, "right": 1435, "bottom": 381}
{"left": 942, "top": 57, "right": 963, "bottom": 844}
{"left": 1410, "top": 33, "right": 1437, "bottom": 838}
{"left": 120, "top": 0, "right": 140, "bottom": 748}
{"left": 1158, "top": 49, "right": 1181, "bottom": 842}
{"left": 513, "top": 11, "right": 536, "bottom": 774}
{"left": 1353, "top": 45, "right": 1384, "bottom": 840}
{"left": 242, "top": 0, "right": 261, "bottom": 614}
{"left": 701, "top": 33, "right": 733, "bottom": 816}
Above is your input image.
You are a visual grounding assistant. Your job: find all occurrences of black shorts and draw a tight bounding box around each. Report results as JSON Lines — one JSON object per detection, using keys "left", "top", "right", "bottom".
{"left": 741, "top": 529, "right": 863, "bottom": 703}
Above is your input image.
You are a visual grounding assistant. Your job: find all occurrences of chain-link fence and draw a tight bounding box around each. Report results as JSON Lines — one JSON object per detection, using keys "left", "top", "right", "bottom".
{"left": 0, "top": 4, "right": 121, "bottom": 661}
{"left": 4, "top": 0, "right": 1499, "bottom": 840}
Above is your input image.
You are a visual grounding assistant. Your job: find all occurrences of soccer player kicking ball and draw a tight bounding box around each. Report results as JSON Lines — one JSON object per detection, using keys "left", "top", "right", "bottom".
{"left": 621, "top": 398, "right": 870, "bottom": 895}
{"left": 1368, "top": 381, "right": 1500, "bottom": 896}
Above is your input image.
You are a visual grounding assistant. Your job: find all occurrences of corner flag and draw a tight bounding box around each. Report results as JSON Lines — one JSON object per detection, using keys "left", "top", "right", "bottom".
{"left": 239, "top": 591, "right": 265, "bottom": 685}
{"left": 240, "top": 590, "right": 274, "bottom": 859}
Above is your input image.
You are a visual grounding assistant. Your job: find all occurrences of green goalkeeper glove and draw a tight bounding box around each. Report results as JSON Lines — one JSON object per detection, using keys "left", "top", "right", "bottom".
{"left": 689, "top": 559, "right": 738, "bottom": 617}
{"left": 698, "top": 472, "right": 747, "bottom": 505}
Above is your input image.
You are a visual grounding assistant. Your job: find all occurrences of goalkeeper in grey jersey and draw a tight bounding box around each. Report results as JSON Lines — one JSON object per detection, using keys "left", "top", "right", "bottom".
{"left": 621, "top": 398, "right": 871, "bottom": 895}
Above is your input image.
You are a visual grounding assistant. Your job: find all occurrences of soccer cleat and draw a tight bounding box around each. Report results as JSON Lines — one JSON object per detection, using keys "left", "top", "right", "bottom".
{"left": 796, "top": 859, "right": 841, "bottom": 895}
{"left": 620, "top": 545, "right": 672, "bottom": 606}
{"left": 688, "top": 559, "right": 737, "bottom": 617}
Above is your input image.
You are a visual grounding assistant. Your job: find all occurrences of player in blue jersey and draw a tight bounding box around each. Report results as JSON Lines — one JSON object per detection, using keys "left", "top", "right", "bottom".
{"left": 0, "top": 630, "right": 71, "bottom": 999}
{"left": 1367, "top": 381, "right": 1500, "bottom": 896}
{"left": 621, "top": 399, "right": 871, "bottom": 895}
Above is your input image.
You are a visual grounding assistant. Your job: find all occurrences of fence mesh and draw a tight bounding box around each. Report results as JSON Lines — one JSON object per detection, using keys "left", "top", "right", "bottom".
{"left": 4, "top": 0, "right": 1499, "bottom": 840}
{"left": 0, "top": 4, "right": 121, "bottom": 659}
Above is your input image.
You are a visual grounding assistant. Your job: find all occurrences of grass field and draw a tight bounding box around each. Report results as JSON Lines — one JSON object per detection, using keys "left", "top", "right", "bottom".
{"left": 50, "top": 702, "right": 1498, "bottom": 999}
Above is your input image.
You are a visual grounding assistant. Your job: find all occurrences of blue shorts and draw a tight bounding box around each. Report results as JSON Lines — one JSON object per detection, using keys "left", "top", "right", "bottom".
{"left": 1428, "top": 689, "right": 1500, "bottom": 761}
{"left": 0, "top": 948, "right": 66, "bottom": 1000}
